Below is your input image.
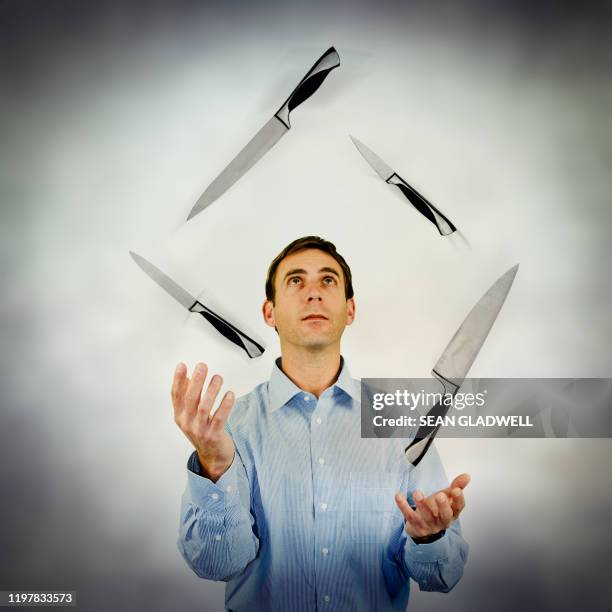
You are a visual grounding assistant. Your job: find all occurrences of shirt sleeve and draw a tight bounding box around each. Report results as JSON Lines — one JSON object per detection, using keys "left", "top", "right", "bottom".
{"left": 177, "top": 445, "right": 259, "bottom": 581}
{"left": 395, "top": 444, "right": 469, "bottom": 593}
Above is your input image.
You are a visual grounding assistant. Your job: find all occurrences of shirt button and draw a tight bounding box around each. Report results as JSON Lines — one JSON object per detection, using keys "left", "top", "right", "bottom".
{"left": 320, "top": 502, "right": 328, "bottom": 511}
{"left": 324, "top": 595, "right": 330, "bottom": 603}
{"left": 315, "top": 417, "right": 322, "bottom": 425}
{"left": 225, "top": 486, "right": 232, "bottom": 493}
{"left": 303, "top": 394, "right": 310, "bottom": 401}
{"left": 214, "top": 534, "right": 222, "bottom": 541}
{"left": 321, "top": 547, "right": 329, "bottom": 556}
{"left": 211, "top": 493, "right": 219, "bottom": 500}
{"left": 318, "top": 457, "right": 325, "bottom": 465}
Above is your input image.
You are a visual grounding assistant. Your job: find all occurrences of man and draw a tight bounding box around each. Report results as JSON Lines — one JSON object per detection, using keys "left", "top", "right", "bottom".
{"left": 174, "top": 236, "right": 469, "bottom": 611}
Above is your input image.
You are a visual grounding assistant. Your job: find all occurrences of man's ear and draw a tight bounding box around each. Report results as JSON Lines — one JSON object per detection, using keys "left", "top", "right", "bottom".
{"left": 262, "top": 299, "right": 276, "bottom": 328}
{"left": 346, "top": 297, "right": 356, "bottom": 326}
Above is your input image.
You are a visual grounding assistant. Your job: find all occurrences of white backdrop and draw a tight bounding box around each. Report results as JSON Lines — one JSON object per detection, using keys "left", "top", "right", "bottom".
{"left": 1, "top": 1, "right": 611, "bottom": 610}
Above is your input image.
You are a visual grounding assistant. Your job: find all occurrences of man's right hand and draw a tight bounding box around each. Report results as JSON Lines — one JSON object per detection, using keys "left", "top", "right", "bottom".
{"left": 172, "top": 362, "right": 236, "bottom": 482}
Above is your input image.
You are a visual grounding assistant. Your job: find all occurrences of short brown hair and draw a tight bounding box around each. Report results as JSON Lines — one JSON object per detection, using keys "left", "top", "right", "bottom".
{"left": 265, "top": 236, "right": 354, "bottom": 303}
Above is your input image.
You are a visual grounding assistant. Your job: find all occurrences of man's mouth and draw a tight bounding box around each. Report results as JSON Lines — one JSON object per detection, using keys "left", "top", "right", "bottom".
{"left": 302, "top": 314, "right": 328, "bottom": 321}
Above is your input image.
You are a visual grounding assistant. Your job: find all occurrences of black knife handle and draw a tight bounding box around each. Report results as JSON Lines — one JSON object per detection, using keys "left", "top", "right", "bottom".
{"left": 388, "top": 173, "right": 457, "bottom": 236}
{"left": 404, "top": 373, "right": 459, "bottom": 466}
{"left": 274, "top": 46, "right": 340, "bottom": 129}
{"left": 189, "top": 301, "right": 265, "bottom": 359}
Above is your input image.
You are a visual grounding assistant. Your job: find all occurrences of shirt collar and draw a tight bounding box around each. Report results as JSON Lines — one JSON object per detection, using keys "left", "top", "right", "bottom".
{"left": 268, "top": 356, "right": 359, "bottom": 412}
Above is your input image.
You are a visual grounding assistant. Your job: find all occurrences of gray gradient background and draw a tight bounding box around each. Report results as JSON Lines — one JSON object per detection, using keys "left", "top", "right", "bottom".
{"left": 1, "top": 1, "right": 611, "bottom": 610}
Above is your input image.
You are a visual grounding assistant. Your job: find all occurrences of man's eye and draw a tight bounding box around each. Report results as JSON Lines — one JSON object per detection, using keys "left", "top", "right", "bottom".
{"left": 323, "top": 276, "right": 337, "bottom": 285}
{"left": 288, "top": 277, "right": 301, "bottom": 285}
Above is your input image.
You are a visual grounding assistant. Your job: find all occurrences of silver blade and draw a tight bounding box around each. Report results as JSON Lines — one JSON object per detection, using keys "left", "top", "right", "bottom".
{"left": 405, "top": 265, "right": 519, "bottom": 467}
{"left": 129, "top": 251, "right": 196, "bottom": 310}
{"left": 350, "top": 135, "right": 394, "bottom": 182}
{"left": 433, "top": 265, "right": 519, "bottom": 386}
{"left": 187, "top": 116, "right": 288, "bottom": 220}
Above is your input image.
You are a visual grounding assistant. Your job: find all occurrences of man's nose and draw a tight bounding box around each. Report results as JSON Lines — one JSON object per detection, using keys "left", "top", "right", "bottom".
{"left": 306, "top": 282, "right": 323, "bottom": 301}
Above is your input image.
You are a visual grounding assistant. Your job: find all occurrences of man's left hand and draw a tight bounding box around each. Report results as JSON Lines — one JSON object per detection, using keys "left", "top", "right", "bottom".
{"left": 394, "top": 473, "right": 470, "bottom": 540}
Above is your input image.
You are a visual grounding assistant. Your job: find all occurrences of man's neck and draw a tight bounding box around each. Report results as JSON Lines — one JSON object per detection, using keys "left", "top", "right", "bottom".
{"left": 278, "top": 344, "right": 342, "bottom": 398}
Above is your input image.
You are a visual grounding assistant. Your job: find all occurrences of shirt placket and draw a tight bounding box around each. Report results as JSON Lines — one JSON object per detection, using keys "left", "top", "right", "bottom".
{"left": 307, "top": 391, "right": 335, "bottom": 610}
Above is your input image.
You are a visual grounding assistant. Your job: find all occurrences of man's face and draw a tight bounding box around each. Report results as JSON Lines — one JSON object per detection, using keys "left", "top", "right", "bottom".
{"left": 263, "top": 249, "right": 355, "bottom": 351}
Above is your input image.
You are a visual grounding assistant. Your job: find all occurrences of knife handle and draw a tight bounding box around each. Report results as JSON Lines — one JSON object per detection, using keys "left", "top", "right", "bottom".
{"left": 189, "top": 301, "right": 265, "bottom": 359}
{"left": 274, "top": 46, "right": 340, "bottom": 129}
{"left": 404, "top": 374, "right": 459, "bottom": 467}
{"left": 388, "top": 173, "right": 457, "bottom": 236}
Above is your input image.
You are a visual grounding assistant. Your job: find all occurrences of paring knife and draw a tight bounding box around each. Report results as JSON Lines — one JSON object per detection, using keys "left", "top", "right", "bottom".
{"left": 350, "top": 136, "right": 457, "bottom": 236}
{"left": 187, "top": 46, "right": 341, "bottom": 220}
{"left": 405, "top": 264, "right": 519, "bottom": 466}
{"left": 129, "top": 251, "right": 265, "bottom": 359}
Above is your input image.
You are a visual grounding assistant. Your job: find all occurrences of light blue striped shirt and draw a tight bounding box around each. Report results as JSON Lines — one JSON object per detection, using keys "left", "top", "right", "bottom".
{"left": 178, "top": 358, "right": 468, "bottom": 611}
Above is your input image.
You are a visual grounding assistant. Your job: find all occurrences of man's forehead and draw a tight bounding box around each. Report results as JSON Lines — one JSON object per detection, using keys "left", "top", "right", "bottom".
{"left": 277, "top": 249, "right": 342, "bottom": 274}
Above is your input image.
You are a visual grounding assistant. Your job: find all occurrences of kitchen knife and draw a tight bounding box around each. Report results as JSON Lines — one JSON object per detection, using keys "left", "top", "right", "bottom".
{"left": 405, "top": 264, "right": 519, "bottom": 466}
{"left": 129, "top": 251, "right": 264, "bottom": 358}
{"left": 187, "top": 46, "right": 341, "bottom": 220}
{"left": 350, "top": 136, "right": 457, "bottom": 236}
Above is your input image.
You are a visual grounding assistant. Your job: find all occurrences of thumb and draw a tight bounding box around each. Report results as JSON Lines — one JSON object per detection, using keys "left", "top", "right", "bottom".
{"left": 446, "top": 473, "right": 471, "bottom": 492}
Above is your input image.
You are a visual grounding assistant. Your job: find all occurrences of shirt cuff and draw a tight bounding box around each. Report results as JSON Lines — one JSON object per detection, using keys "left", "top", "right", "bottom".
{"left": 186, "top": 450, "right": 239, "bottom": 512}
{"left": 404, "top": 530, "right": 451, "bottom": 564}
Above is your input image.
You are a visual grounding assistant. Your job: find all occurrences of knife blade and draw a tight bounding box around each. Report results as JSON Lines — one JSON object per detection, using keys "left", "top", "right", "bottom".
{"left": 129, "top": 251, "right": 265, "bottom": 358}
{"left": 187, "top": 46, "right": 341, "bottom": 220}
{"left": 350, "top": 136, "right": 457, "bottom": 236}
{"left": 405, "top": 264, "right": 519, "bottom": 466}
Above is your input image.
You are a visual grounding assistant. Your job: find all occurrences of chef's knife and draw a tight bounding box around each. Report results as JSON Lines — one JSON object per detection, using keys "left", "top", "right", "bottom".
{"left": 350, "top": 136, "right": 456, "bottom": 236}
{"left": 187, "top": 47, "right": 341, "bottom": 220}
{"left": 405, "top": 264, "right": 519, "bottom": 466}
{"left": 129, "top": 251, "right": 265, "bottom": 358}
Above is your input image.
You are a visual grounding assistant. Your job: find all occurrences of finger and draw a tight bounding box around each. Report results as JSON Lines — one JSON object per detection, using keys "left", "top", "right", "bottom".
{"left": 171, "top": 363, "right": 188, "bottom": 415}
{"left": 450, "top": 487, "right": 466, "bottom": 518}
{"left": 413, "top": 489, "right": 436, "bottom": 527}
{"left": 196, "top": 373, "right": 223, "bottom": 422}
{"left": 406, "top": 511, "right": 428, "bottom": 537}
{"left": 395, "top": 493, "right": 427, "bottom": 536}
{"left": 209, "top": 390, "right": 235, "bottom": 429}
{"left": 184, "top": 363, "right": 208, "bottom": 417}
{"left": 394, "top": 493, "right": 420, "bottom": 524}
{"left": 446, "top": 473, "right": 471, "bottom": 493}
{"left": 437, "top": 492, "right": 454, "bottom": 527}
{"left": 425, "top": 493, "right": 440, "bottom": 519}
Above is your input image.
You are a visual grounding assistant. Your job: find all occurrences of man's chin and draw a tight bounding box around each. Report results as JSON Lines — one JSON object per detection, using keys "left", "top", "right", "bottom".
{"left": 279, "top": 326, "right": 343, "bottom": 351}
{"left": 303, "top": 341, "right": 329, "bottom": 351}
{"left": 298, "top": 334, "right": 338, "bottom": 351}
